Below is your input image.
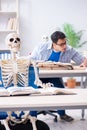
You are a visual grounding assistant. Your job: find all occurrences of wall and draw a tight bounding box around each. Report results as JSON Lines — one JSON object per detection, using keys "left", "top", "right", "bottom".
{"left": 19, "top": 0, "right": 87, "bottom": 55}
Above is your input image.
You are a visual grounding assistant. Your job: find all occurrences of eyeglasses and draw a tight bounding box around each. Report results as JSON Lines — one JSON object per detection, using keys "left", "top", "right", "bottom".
{"left": 56, "top": 41, "right": 66, "bottom": 47}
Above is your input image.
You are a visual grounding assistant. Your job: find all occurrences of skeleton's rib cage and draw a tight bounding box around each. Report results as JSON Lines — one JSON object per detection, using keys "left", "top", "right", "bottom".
{"left": 1, "top": 59, "right": 29, "bottom": 88}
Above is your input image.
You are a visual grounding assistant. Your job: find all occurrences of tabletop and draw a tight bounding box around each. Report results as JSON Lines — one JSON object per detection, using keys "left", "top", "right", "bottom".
{"left": 0, "top": 89, "right": 87, "bottom": 112}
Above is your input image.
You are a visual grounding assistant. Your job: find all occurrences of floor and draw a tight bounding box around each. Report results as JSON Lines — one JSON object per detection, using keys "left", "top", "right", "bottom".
{"left": 37, "top": 109, "right": 87, "bottom": 130}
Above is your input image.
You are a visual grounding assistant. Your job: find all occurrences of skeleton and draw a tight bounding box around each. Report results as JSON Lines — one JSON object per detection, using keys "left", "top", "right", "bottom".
{"left": 0, "top": 33, "right": 52, "bottom": 130}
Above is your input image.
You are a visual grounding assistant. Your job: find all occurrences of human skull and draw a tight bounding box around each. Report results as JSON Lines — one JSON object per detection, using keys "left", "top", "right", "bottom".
{"left": 5, "top": 33, "right": 21, "bottom": 52}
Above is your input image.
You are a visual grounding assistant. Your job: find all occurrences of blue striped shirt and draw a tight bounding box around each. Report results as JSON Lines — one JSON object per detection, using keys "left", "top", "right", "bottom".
{"left": 31, "top": 42, "right": 85, "bottom": 65}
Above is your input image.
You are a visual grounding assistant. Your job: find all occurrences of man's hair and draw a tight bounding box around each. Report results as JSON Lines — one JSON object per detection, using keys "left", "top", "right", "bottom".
{"left": 51, "top": 31, "right": 66, "bottom": 43}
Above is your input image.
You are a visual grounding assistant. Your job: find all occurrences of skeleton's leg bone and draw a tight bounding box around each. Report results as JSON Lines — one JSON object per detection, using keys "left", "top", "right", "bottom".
{"left": 29, "top": 115, "right": 37, "bottom": 130}
{"left": 1, "top": 120, "right": 11, "bottom": 130}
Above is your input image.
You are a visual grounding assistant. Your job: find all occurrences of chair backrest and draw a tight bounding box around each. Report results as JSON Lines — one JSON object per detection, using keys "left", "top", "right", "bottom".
{"left": 0, "top": 50, "right": 11, "bottom": 60}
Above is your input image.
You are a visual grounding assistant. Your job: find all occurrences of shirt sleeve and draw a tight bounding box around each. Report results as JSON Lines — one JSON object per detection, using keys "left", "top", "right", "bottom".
{"left": 30, "top": 46, "right": 40, "bottom": 60}
{"left": 30, "top": 42, "right": 52, "bottom": 61}
{"left": 71, "top": 48, "right": 85, "bottom": 65}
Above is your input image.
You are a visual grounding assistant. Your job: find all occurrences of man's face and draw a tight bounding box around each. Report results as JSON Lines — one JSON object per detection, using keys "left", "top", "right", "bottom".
{"left": 53, "top": 38, "right": 67, "bottom": 52}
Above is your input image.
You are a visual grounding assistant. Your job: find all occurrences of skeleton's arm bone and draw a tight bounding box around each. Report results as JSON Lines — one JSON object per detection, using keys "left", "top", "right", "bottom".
{"left": 31, "top": 59, "right": 43, "bottom": 87}
{"left": 31, "top": 59, "right": 54, "bottom": 88}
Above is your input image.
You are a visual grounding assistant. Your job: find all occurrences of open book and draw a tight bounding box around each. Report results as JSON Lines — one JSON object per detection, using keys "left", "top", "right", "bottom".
{"left": 0, "top": 86, "right": 76, "bottom": 97}
{"left": 0, "top": 86, "right": 39, "bottom": 96}
{"left": 32, "top": 87, "right": 76, "bottom": 96}
{"left": 37, "top": 61, "right": 73, "bottom": 70}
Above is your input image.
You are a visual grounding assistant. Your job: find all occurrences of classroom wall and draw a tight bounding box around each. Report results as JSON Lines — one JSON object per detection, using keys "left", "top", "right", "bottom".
{"left": 19, "top": 0, "right": 87, "bottom": 55}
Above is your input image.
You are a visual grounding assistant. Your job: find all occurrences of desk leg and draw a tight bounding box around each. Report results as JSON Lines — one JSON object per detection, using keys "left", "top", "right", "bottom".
{"left": 81, "top": 77, "right": 85, "bottom": 120}
{"left": 83, "top": 77, "right": 87, "bottom": 88}
{"left": 81, "top": 77, "right": 84, "bottom": 88}
{"left": 81, "top": 109, "right": 85, "bottom": 120}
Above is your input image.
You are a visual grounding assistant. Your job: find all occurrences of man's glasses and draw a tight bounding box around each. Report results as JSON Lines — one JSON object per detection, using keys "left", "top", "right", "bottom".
{"left": 56, "top": 41, "right": 66, "bottom": 47}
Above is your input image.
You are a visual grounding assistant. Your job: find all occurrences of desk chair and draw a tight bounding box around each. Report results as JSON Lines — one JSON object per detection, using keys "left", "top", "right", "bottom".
{"left": 37, "top": 77, "right": 65, "bottom": 122}
{"left": 0, "top": 50, "right": 11, "bottom": 60}
{"left": 37, "top": 110, "right": 58, "bottom": 122}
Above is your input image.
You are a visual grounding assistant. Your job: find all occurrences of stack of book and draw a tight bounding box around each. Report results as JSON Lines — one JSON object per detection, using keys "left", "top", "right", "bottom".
{"left": 37, "top": 61, "right": 73, "bottom": 70}
{"left": 7, "top": 18, "right": 17, "bottom": 31}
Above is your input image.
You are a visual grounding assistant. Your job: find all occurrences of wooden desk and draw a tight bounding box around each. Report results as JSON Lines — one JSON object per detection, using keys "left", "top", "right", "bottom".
{"left": 39, "top": 69, "right": 87, "bottom": 119}
{"left": 0, "top": 89, "right": 87, "bottom": 112}
{"left": 39, "top": 69, "right": 87, "bottom": 78}
{"left": 39, "top": 69, "right": 87, "bottom": 88}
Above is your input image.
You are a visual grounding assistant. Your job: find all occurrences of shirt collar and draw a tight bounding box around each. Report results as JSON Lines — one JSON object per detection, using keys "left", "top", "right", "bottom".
{"left": 47, "top": 42, "right": 53, "bottom": 50}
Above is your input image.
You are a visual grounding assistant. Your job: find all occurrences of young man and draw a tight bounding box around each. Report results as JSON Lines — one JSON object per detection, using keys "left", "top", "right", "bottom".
{"left": 31, "top": 31, "right": 87, "bottom": 122}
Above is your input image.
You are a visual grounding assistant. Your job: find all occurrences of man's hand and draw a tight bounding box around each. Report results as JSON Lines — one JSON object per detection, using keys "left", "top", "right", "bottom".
{"left": 80, "top": 58, "right": 87, "bottom": 67}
